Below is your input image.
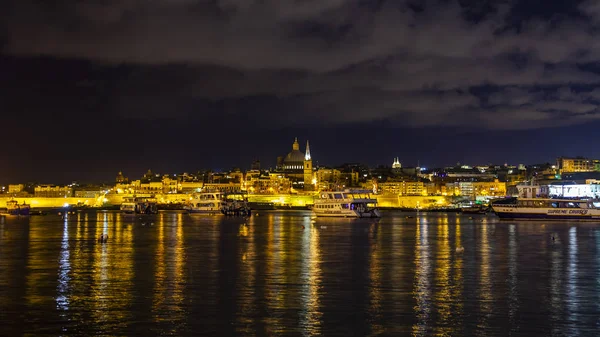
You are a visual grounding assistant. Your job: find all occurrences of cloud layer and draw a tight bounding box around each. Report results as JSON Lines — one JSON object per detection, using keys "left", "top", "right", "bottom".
{"left": 4, "top": 0, "right": 600, "bottom": 129}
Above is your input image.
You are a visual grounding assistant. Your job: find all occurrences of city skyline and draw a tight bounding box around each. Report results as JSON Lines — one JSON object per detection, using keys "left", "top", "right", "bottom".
{"left": 1, "top": 134, "right": 595, "bottom": 186}
{"left": 3, "top": 1, "right": 600, "bottom": 182}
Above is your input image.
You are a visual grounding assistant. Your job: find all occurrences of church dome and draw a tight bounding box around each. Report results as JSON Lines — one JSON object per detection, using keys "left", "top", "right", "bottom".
{"left": 282, "top": 138, "right": 305, "bottom": 170}
{"left": 284, "top": 149, "right": 305, "bottom": 163}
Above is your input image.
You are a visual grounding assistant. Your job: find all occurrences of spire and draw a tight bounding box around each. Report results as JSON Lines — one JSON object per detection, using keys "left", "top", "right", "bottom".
{"left": 305, "top": 140, "right": 311, "bottom": 160}
{"left": 292, "top": 137, "right": 300, "bottom": 151}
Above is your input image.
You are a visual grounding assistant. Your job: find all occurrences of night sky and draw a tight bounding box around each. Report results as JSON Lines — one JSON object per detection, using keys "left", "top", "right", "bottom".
{"left": 2, "top": 0, "right": 600, "bottom": 184}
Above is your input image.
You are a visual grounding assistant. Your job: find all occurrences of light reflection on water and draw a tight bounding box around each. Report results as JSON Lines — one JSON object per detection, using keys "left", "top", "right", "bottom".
{"left": 57, "top": 220, "right": 70, "bottom": 313}
{"left": 1, "top": 211, "right": 600, "bottom": 336}
{"left": 412, "top": 216, "right": 431, "bottom": 336}
{"left": 567, "top": 227, "right": 579, "bottom": 337}
{"left": 508, "top": 224, "right": 519, "bottom": 334}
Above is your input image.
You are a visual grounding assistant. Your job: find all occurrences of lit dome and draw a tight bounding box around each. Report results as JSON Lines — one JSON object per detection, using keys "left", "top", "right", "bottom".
{"left": 282, "top": 138, "right": 305, "bottom": 170}
{"left": 284, "top": 150, "right": 305, "bottom": 164}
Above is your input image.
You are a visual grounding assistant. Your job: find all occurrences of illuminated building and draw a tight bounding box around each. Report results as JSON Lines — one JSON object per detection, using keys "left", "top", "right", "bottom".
{"left": 74, "top": 189, "right": 104, "bottom": 198}
{"left": 34, "top": 184, "right": 73, "bottom": 197}
{"left": 392, "top": 157, "right": 401, "bottom": 169}
{"left": 304, "top": 141, "right": 314, "bottom": 191}
{"left": 115, "top": 171, "right": 128, "bottom": 183}
{"left": 314, "top": 167, "right": 342, "bottom": 191}
{"left": 377, "top": 181, "right": 427, "bottom": 196}
{"left": 136, "top": 180, "right": 163, "bottom": 193}
{"left": 244, "top": 171, "right": 291, "bottom": 194}
{"left": 444, "top": 181, "right": 507, "bottom": 199}
{"left": 178, "top": 181, "right": 203, "bottom": 193}
{"left": 202, "top": 182, "right": 242, "bottom": 193}
{"left": 161, "top": 176, "right": 179, "bottom": 193}
{"left": 557, "top": 157, "right": 597, "bottom": 173}
{"left": 8, "top": 184, "right": 24, "bottom": 193}
{"left": 276, "top": 138, "right": 314, "bottom": 190}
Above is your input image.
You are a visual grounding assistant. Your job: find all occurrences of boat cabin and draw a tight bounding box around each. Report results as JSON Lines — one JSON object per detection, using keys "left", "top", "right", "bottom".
{"left": 513, "top": 198, "right": 600, "bottom": 209}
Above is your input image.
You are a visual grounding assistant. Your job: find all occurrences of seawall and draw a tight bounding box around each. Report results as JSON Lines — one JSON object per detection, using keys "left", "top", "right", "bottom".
{"left": 0, "top": 194, "right": 450, "bottom": 209}
{"left": 0, "top": 197, "right": 98, "bottom": 209}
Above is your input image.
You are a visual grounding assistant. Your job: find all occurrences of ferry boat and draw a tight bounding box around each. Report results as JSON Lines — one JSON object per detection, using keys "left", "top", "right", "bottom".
{"left": 185, "top": 191, "right": 251, "bottom": 216}
{"left": 2, "top": 199, "right": 30, "bottom": 216}
{"left": 120, "top": 196, "right": 158, "bottom": 215}
{"left": 492, "top": 197, "right": 600, "bottom": 221}
{"left": 312, "top": 190, "right": 381, "bottom": 218}
{"left": 184, "top": 192, "right": 226, "bottom": 214}
{"left": 221, "top": 192, "right": 251, "bottom": 216}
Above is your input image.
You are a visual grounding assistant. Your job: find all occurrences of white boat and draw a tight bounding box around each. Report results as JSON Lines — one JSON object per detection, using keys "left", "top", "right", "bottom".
{"left": 120, "top": 196, "right": 158, "bottom": 215}
{"left": 185, "top": 191, "right": 251, "bottom": 216}
{"left": 184, "top": 192, "right": 226, "bottom": 214}
{"left": 312, "top": 190, "right": 381, "bottom": 218}
{"left": 492, "top": 197, "right": 600, "bottom": 221}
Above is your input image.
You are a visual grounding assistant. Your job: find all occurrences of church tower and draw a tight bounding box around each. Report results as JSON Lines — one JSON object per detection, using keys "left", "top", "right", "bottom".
{"left": 304, "top": 140, "right": 313, "bottom": 191}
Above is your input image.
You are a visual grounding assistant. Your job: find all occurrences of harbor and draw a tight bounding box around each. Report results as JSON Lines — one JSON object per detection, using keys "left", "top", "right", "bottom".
{"left": 1, "top": 210, "right": 599, "bottom": 336}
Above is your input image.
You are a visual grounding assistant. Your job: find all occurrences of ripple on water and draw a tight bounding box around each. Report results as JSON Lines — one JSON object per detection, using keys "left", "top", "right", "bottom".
{"left": 0, "top": 211, "right": 599, "bottom": 336}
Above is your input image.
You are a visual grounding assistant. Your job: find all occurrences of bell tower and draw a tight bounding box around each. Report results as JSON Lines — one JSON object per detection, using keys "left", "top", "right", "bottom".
{"left": 304, "top": 140, "right": 313, "bottom": 191}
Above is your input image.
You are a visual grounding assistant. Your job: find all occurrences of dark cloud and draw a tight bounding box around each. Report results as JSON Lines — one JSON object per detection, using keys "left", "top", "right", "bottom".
{"left": 3, "top": 0, "right": 600, "bottom": 134}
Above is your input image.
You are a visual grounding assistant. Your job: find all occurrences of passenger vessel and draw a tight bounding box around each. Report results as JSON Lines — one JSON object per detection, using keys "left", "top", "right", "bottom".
{"left": 2, "top": 199, "right": 30, "bottom": 216}
{"left": 184, "top": 192, "right": 226, "bottom": 214}
{"left": 312, "top": 190, "right": 381, "bottom": 218}
{"left": 185, "top": 192, "right": 251, "bottom": 216}
{"left": 221, "top": 192, "right": 251, "bottom": 216}
{"left": 120, "top": 196, "right": 158, "bottom": 215}
{"left": 492, "top": 197, "right": 600, "bottom": 221}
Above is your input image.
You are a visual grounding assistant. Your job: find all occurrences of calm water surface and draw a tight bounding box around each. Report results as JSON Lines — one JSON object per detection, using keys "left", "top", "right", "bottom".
{"left": 1, "top": 211, "right": 600, "bottom": 336}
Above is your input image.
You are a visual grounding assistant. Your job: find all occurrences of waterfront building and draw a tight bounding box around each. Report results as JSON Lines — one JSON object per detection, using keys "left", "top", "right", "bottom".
{"left": 8, "top": 184, "right": 24, "bottom": 194}
{"left": 136, "top": 180, "right": 163, "bottom": 193}
{"left": 444, "top": 180, "right": 506, "bottom": 199}
{"left": 244, "top": 171, "right": 291, "bottom": 194}
{"left": 179, "top": 181, "right": 204, "bottom": 193}
{"left": 315, "top": 167, "right": 341, "bottom": 191}
{"left": 208, "top": 170, "right": 243, "bottom": 184}
{"left": 74, "top": 190, "right": 103, "bottom": 198}
{"left": 203, "top": 182, "right": 242, "bottom": 193}
{"left": 161, "top": 176, "right": 179, "bottom": 194}
{"left": 339, "top": 170, "right": 359, "bottom": 188}
{"left": 377, "top": 181, "right": 427, "bottom": 196}
{"left": 557, "top": 157, "right": 598, "bottom": 173}
{"left": 34, "top": 184, "right": 73, "bottom": 198}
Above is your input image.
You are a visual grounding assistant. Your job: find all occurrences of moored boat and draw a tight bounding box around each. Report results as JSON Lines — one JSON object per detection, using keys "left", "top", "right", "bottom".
{"left": 313, "top": 190, "right": 381, "bottom": 218}
{"left": 2, "top": 199, "right": 30, "bottom": 216}
{"left": 184, "top": 192, "right": 226, "bottom": 214}
{"left": 120, "top": 196, "right": 158, "bottom": 215}
{"left": 461, "top": 205, "right": 488, "bottom": 214}
{"left": 184, "top": 191, "right": 251, "bottom": 216}
{"left": 221, "top": 192, "right": 251, "bottom": 216}
{"left": 492, "top": 197, "right": 600, "bottom": 221}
